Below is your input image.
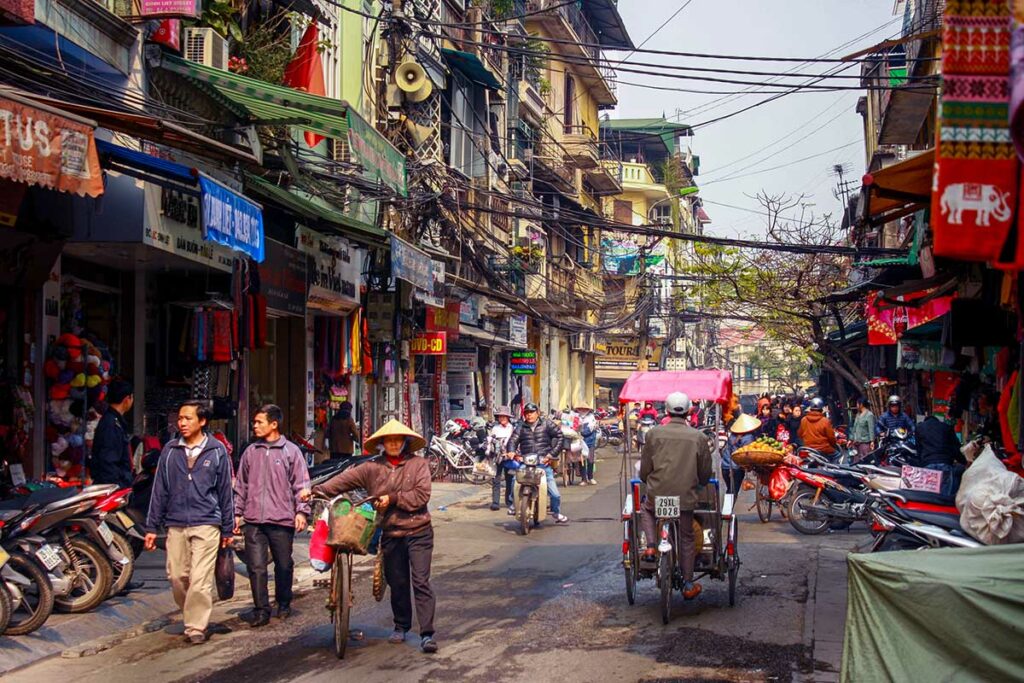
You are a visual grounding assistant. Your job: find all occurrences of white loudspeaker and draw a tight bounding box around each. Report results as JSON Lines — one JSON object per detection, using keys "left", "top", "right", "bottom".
{"left": 395, "top": 60, "right": 433, "bottom": 103}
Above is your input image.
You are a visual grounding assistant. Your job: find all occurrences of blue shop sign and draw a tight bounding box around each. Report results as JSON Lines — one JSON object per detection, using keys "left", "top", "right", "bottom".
{"left": 390, "top": 234, "right": 432, "bottom": 291}
{"left": 200, "top": 174, "right": 264, "bottom": 263}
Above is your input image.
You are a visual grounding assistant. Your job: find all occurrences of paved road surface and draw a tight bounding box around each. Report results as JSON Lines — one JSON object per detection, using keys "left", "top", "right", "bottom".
{"left": 6, "top": 455, "right": 862, "bottom": 682}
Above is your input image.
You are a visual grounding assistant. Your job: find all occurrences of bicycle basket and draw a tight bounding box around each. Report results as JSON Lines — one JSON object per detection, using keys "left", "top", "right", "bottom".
{"left": 326, "top": 498, "right": 378, "bottom": 554}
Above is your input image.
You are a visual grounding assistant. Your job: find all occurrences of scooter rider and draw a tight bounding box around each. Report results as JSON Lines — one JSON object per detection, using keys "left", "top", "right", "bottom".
{"left": 505, "top": 402, "right": 569, "bottom": 525}
{"left": 876, "top": 395, "right": 915, "bottom": 437}
{"left": 639, "top": 392, "right": 712, "bottom": 600}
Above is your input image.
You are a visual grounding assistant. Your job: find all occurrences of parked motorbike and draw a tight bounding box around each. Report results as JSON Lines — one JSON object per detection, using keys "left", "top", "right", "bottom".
{"left": 513, "top": 453, "right": 548, "bottom": 536}
{"left": 635, "top": 416, "right": 657, "bottom": 448}
{"left": 92, "top": 487, "right": 139, "bottom": 597}
{"left": 0, "top": 507, "right": 55, "bottom": 635}
{"left": 427, "top": 420, "right": 491, "bottom": 484}
{"left": 866, "top": 489, "right": 981, "bottom": 551}
{"left": 599, "top": 423, "right": 623, "bottom": 448}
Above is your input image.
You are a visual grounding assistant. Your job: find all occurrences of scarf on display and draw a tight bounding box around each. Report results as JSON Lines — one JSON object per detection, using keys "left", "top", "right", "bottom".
{"left": 314, "top": 311, "right": 363, "bottom": 375}
{"left": 188, "top": 308, "right": 235, "bottom": 363}
{"left": 232, "top": 259, "right": 267, "bottom": 350}
{"left": 933, "top": 1, "right": 1023, "bottom": 266}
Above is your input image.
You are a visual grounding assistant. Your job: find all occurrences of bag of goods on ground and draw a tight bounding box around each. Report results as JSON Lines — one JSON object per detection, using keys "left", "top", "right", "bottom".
{"left": 956, "top": 446, "right": 1024, "bottom": 545}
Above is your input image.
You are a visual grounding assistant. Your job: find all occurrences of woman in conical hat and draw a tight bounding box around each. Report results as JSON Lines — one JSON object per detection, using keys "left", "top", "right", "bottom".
{"left": 722, "top": 413, "right": 761, "bottom": 495}
{"left": 312, "top": 419, "right": 438, "bottom": 654}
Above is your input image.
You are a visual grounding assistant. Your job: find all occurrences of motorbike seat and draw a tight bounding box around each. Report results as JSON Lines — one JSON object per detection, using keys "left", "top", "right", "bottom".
{"left": 902, "top": 508, "right": 963, "bottom": 532}
{"left": 0, "top": 486, "right": 78, "bottom": 510}
{"left": 898, "top": 489, "right": 956, "bottom": 507}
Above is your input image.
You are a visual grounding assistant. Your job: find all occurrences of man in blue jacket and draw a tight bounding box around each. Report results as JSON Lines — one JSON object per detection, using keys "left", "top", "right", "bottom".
{"left": 145, "top": 401, "right": 234, "bottom": 645}
{"left": 233, "top": 404, "right": 310, "bottom": 627}
{"left": 875, "top": 395, "right": 916, "bottom": 437}
{"left": 88, "top": 380, "right": 135, "bottom": 488}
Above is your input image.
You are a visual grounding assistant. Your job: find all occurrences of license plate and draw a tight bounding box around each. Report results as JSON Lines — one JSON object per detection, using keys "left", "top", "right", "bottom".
{"left": 116, "top": 511, "right": 135, "bottom": 530}
{"left": 0, "top": 546, "right": 8, "bottom": 569}
{"left": 97, "top": 521, "right": 114, "bottom": 545}
{"left": 35, "top": 544, "right": 61, "bottom": 571}
{"left": 655, "top": 495, "right": 681, "bottom": 518}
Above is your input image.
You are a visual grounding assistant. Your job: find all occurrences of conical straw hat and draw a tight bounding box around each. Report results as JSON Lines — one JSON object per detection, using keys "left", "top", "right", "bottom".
{"left": 364, "top": 419, "right": 427, "bottom": 453}
{"left": 730, "top": 413, "right": 762, "bottom": 435}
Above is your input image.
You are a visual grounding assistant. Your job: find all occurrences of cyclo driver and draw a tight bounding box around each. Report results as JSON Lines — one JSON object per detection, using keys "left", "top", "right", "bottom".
{"left": 505, "top": 402, "right": 570, "bottom": 525}
{"left": 639, "top": 391, "right": 712, "bottom": 599}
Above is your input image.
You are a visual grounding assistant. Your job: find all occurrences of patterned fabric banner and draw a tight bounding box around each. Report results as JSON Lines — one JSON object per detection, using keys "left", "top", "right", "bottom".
{"left": 932, "top": 1, "right": 1020, "bottom": 265}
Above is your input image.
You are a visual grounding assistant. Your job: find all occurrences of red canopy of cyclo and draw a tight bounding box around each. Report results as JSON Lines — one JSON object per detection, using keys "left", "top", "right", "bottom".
{"left": 618, "top": 370, "right": 733, "bottom": 405}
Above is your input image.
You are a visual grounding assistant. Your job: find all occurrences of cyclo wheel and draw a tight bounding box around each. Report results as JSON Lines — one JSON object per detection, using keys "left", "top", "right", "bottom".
{"left": 728, "top": 519, "right": 739, "bottom": 607}
{"left": 659, "top": 548, "right": 673, "bottom": 625}
{"left": 624, "top": 518, "right": 638, "bottom": 606}
{"left": 333, "top": 553, "right": 352, "bottom": 659}
{"left": 755, "top": 481, "right": 772, "bottom": 523}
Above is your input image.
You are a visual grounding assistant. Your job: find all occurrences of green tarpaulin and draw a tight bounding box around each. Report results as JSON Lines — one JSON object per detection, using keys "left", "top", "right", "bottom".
{"left": 842, "top": 544, "right": 1024, "bottom": 683}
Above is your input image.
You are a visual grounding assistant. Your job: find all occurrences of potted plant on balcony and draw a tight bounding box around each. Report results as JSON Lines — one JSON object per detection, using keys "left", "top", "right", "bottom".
{"left": 511, "top": 244, "right": 544, "bottom": 274}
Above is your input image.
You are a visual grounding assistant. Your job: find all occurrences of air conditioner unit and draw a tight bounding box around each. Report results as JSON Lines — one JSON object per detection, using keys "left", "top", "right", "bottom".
{"left": 184, "top": 28, "right": 229, "bottom": 70}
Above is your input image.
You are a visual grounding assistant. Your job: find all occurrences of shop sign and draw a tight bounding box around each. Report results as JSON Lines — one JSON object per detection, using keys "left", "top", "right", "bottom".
{"left": 447, "top": 371, "right": 475, "bottom": 419}
{"left": 366, "top": 291, "right": 394, "bottom": 341}
{"left": 140, "top": 0, "right": 199, "bottom": 17}
{"left": 346, "top": 109, "right": 407, "bottom": 197}
{"left": 508, "top": 314, "right": 528, "bottom": 348}
{"left": 145, "top": 184, "right": 235, "bottom": 272}
{"left": 595, "top": 340, "right": 662, "bottom": 370}
{"left": 0, "top": 0, "right": 33, "bottom": 24}
{"left": 0, "top": 95, "right": 103, "bottom": 197}
{"left": 148, "top": 19, "right": 181, "bottom": 51}
{"left": 199, "top": 174, "right": 264, "bottom": 263}
{"left": 426, "top": 300, "right": 461, "bottom": 341}
{"left": 258, "top": 239, "right": 306, "bottom": 316}
{"left": 865, "top": 290, "right": 954, "bottom": 346}
{"left": 390, "top": 234, "right": 432, "bottom": 291}
{"left": 414, "top": 260, "right": 446, "bottom": 307}
{"left": 459, "top": 295, "right": 480, "bottom": 325}
{"left": 510, "top": 349, "right": 537, "bottom": 375}
{"left": 446, "top": 352, "right": 478, "bottom": 373}
{"left": 296, "top": 225, "right": 361, "bottom": 309}
{"left": 411, "top": 331, "right": 446, "bottom": 355}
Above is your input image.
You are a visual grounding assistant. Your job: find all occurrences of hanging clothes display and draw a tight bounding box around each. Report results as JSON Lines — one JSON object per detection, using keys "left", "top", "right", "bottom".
{"left": 232, "top": 259, "right": 267, "bottom": 351}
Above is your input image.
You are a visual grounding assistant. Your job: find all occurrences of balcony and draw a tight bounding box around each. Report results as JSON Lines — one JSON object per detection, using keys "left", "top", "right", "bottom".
{"left": 526, "top": 0, "right": 617, "bottom": 106}
{"left": 586, "top": 156, "right": 622, "bottom": 196}
{"left": 563, "top": 124, "right": 600, "bottom": 170}
{"left": 875, "top": 0, "right": 941, "bottom": 145}
{"left": 518, "top": 79, "right": 547, "bottom": 123}
{"left": 527, "top": 261, "right": 573, "bottom": 312}
{"left": 618, "top": 161, "right": 672, "bottom": 199}
{"left": 571, "top": 265, "right": 604, "bottom": 310}
{"left": 532, "top": 134, "right": 575, "bottom": 193}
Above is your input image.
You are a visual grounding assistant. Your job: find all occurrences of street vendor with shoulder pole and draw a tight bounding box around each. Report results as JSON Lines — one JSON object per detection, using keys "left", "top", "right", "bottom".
{"left": 638, "top": 392, "right": 712, "bottom": 600}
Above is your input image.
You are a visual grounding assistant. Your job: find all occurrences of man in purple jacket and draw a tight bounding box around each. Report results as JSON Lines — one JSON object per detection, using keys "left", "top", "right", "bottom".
{"left": 234, "top": 404, "right": 311, "bottom": 627}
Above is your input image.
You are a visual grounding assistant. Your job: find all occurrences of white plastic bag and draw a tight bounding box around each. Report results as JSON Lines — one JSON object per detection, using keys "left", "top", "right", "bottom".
{"left": 956, "top": 446, "right": 1024, "bottom": 545}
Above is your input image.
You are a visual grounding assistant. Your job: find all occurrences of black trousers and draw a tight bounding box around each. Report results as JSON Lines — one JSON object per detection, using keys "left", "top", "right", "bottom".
{"left": 492, "top": 462, "right": 515, "bottom": 506}
{"left": 722, "top": 466, "right": 744, "bottom": 494}
{"left": 382, "top": 527, "right": 436, "bottom": 637}
{"left": 243, "top": 523, "right": 295, "bottom": 615}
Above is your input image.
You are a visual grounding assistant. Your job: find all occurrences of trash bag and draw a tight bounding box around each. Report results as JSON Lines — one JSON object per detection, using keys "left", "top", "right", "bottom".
{"left": 215, "top": 546, "right": 235, "bottom": 601}
{"left": 956, "top": 445, "right": 1024, "bottom": 545}
{"left": 309, "top": 506, "right": 335, "bottom": 572}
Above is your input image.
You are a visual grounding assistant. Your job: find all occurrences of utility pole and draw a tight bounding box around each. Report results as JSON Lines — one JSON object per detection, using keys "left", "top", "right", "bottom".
{"left": 831, "top": 163, "right": 856, "bottom": 231}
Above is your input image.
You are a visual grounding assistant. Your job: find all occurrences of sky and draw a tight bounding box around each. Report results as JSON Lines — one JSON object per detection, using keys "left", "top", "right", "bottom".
{"left": 605, "top": 0, "right": 899, "bottom": 238}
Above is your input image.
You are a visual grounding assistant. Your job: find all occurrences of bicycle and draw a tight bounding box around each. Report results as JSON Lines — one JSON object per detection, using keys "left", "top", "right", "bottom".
{"left": 312, "top": 492, "right": 379, "bottom": 659}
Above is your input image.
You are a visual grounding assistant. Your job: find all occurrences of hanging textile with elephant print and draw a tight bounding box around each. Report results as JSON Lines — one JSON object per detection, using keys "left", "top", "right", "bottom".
{"left": 932, "top": 0, "right": 1022, "bottom": 266}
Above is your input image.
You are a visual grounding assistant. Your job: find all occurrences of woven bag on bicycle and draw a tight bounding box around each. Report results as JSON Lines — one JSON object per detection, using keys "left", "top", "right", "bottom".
{"left": 326, "top": 498, "right": 379, "bottom": 554}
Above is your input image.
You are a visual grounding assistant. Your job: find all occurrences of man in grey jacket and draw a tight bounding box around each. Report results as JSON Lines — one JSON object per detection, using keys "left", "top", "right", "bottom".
{"left": 233, "top": 404, "right": 310, "bottom": 627}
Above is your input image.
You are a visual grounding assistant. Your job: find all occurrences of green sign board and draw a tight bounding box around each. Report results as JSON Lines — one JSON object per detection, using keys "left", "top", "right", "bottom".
{"left": 510, "top": 350, "right": 537, "bottom": 375}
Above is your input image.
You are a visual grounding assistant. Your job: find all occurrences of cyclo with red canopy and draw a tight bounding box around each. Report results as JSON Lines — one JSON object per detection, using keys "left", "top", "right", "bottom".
{"left": 618, "top": 370, "right": 740, "bottom": 619}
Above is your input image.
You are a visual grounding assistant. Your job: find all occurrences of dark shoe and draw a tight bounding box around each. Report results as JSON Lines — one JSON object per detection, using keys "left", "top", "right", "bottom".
{"left": 421, "top": 636, "right": 438, "bottom": 653}
{"left": 276, "top": 604, "right": 291, "bottom": 619}
{"left": 187, "top": 632, "right": 208, "bottom": 645}
{"left": 682, "top": 581, "right": 703, "bottom": 600}
{"left": 388, "top": 628, "right": 408, "bottom": 644}
{"left": 250, "top": 612, "right": 271, "bottom": 628}
{"left": 489, "top": 503, "right": 500, "bottom": 511}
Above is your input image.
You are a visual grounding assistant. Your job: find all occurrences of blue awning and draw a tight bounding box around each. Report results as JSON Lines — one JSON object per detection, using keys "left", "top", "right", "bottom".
{"left": 96, "top": 139, "right": 198, "bottom": 188}
{"left": 440, "top": 48, "right": 502, "bottom": 90}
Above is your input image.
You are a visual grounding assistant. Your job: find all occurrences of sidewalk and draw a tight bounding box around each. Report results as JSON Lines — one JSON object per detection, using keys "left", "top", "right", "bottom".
{"left": 0, "top": 481, "right": 486, "bottom": 675}
{"left": 803, "top": 535, "right": 865, "bottom": 683}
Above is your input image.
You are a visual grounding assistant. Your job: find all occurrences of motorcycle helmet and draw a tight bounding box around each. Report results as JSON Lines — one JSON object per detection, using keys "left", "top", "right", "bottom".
{"left": 887, "top": 395, "right": 902, "bottom": 406}
{"left": 523, "top": 402, "right": 539, "bottom": 414}
{"left": 808, "top": 397, "right": 825, "bottom": 412}
{"left": 665, "top": 392, "right": 692, "bottom": 416}
{"left": 442, "top": 419, "right": 462, "bottom": 436}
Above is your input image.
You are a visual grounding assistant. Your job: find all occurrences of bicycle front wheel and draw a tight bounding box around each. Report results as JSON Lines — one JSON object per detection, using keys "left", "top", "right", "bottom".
{"left": 333, "top": 553, "right": 352, "bottom": 659}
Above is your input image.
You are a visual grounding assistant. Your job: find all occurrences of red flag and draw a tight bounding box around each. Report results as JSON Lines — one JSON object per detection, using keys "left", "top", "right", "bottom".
{"left": 282, "top": 23, "right": 327, "bottom": 147}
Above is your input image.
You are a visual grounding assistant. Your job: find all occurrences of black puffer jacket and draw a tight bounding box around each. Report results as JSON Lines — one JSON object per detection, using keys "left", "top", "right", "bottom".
{"left": 507, "top": 418, "right": 563, "bottom": 460}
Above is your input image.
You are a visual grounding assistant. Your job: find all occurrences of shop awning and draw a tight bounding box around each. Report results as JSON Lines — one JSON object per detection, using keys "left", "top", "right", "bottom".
{"left": 458, "top": 323, "right": 510, "bottom": 346}
{"left": 160, "top": 55, "right": 351, "bottom": 140}
{"left": 244, "top": 174, "right": 386, "bottom": 244}
{"left": 860, "top": 150, "right": 933, "bottom": 226}
{"left": 96, "top": 139, "right": 198, "bottom": 189}
{"left": 440, "top": 48, "right": 502, "bottom": 90}
{"left": 8, "top": 91, "right": 259, "bottom": 165}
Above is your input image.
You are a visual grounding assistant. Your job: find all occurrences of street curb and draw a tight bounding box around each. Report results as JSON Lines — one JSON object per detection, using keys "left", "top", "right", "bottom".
{"left": 800, "top": 543, "right": 820, "bottom": 680}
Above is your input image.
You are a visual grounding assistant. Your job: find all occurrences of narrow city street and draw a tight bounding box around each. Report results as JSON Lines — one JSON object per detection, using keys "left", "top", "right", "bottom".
{"left": 6, "top": 451, "right": 861, "bottom": 683}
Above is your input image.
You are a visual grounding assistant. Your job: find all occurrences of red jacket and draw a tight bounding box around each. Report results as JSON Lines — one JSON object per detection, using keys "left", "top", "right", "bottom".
{"left": 798, "top": 412, "right": 837, "bottom": 454}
